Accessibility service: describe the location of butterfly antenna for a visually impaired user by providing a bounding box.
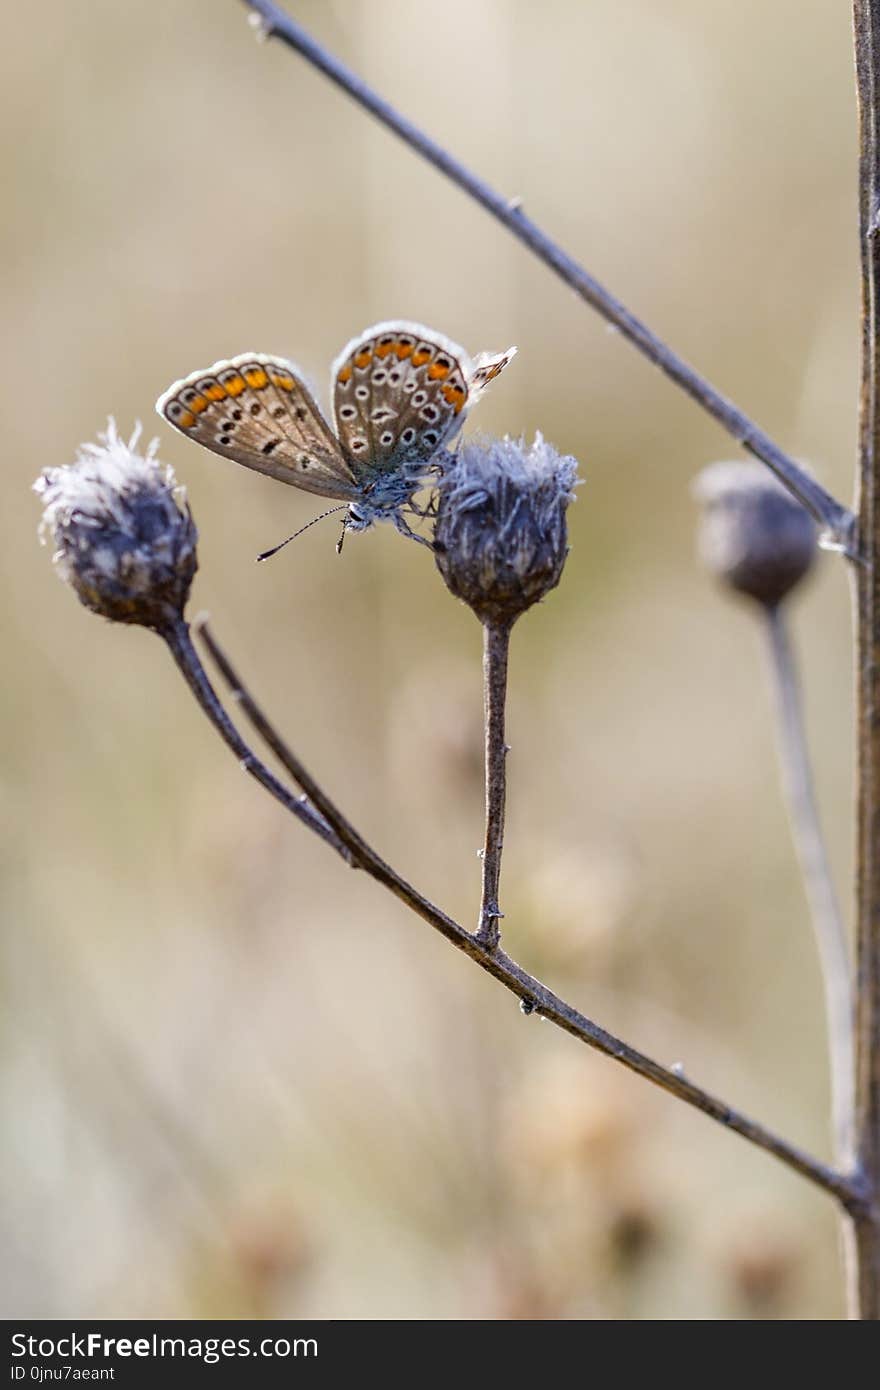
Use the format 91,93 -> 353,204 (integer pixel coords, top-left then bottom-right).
256,506 -> 348,563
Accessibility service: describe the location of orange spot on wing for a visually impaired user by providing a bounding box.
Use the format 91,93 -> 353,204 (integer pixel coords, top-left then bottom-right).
203,384 -> 226,401
428,362 -> 451,380
337,365 -> 353,384
354,349 -> 373,369
270,371 -> 295,390
178,410 -> 196,429
412,350 -> 431,367
375,341 -> 394,358
224,375 -> 246,397
244,367 -> 268,389
394,342 -> 413,360
443,384 -> 466,413
189,395 -> 209,414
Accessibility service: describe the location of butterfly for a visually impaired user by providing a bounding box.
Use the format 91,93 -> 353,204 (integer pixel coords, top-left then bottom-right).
155,321 -> 516,550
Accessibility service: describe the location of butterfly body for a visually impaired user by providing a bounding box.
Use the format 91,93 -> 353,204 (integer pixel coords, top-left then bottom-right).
156,322 -> 515,542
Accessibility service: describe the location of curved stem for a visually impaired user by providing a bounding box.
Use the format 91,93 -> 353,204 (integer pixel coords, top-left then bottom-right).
763,605 -> 854,1165
239,0 -> 855,552
196,617 -> 866,1216
478,621 -> 511,947
160,618 -> 349,860
194,617 -> 461,930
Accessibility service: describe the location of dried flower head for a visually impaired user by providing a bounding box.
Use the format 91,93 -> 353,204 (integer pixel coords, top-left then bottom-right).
35,420 -> 198,629
433,433 -> 580,626
692,461 -> 817,608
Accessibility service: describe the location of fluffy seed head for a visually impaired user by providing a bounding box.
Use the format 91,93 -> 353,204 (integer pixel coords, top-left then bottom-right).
433,433 -> 580,626
693,461 -> 817,608
35,420 -> 198,628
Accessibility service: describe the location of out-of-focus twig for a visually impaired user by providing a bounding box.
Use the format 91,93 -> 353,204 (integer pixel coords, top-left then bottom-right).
196,617 -> 866,1216
763,605 -> 854,1166
238,0 -> 855,554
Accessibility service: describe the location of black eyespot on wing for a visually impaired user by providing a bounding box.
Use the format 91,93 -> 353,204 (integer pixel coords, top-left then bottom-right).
261,439 -> 280,455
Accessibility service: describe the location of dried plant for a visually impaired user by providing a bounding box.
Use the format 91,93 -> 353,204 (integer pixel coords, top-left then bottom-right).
33,0 -> 880,1319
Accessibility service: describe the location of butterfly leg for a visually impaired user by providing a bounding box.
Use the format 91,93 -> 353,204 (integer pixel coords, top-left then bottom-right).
393,510 -> 435,550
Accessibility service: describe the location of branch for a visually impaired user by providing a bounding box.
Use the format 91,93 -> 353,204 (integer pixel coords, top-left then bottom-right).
239,0 -> 855,553
478,620 -> 511,947
763,605 -> 854,1165
196,617 -> 866,1217
852,0 -> 880,1321
160,618 -> 350,861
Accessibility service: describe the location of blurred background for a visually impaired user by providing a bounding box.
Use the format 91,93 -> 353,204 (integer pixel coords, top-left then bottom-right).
1,0 -> 860,1319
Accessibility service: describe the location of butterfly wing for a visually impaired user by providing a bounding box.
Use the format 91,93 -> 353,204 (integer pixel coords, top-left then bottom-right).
156,354 -> 360,501
332,321 -> 514,478
468,346 -> 518,402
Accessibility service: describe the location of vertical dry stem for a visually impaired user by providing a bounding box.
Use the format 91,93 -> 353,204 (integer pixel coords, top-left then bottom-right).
478,621 -> 512,947
853,0 -> 880,1322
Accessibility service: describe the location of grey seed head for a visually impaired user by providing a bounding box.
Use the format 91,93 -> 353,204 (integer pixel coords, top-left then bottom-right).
433,433 -> 581,626
693,461 -> 817,608
34,419 -> 198,629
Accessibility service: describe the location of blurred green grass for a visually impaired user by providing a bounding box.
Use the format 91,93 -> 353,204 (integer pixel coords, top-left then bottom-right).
0,0 -> 858,1318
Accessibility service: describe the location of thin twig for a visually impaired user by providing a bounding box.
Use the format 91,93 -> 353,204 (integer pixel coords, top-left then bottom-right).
196,617 -> 866,1216
160,618 -> 349,860
239,0 -> 855,553
763,605 -> 854,1164
852,0 -> 880,1321
478,620 -> 511,948
194,617 -> 468,933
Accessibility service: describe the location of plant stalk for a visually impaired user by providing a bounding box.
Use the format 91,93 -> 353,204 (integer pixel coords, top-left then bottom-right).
853,0 -> 880,1321
478,620 -> 511,947
763,604 -> 854,1164
239,0 -> 855,552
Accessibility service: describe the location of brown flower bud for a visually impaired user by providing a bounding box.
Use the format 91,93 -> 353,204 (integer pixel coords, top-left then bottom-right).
693,461 -> 817,608
35,420 -> 198,629
433,433 -> 580,626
